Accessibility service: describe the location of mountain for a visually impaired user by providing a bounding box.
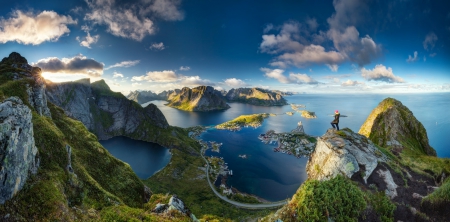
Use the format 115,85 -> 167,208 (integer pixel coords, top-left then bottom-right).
127,89 -> 180,104
166,86 -> 230,111
359,97 -> 436,156
226,87 -> 288,106
264,98 -> 449,222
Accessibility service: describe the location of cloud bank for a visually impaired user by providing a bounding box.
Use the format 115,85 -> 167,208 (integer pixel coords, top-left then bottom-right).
261,68 -> 318,84
0,10 -> 76,45
35,55 -> 104,77
105,60 -> 140,70
224,78 -> 249,87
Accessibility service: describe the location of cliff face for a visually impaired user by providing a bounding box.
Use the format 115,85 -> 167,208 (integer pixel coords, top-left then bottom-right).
225,87 -> 287,106
0,97 -> 39,204
359,98 -> 436,156
166,86 -> 230,111
46,79 -> 169,140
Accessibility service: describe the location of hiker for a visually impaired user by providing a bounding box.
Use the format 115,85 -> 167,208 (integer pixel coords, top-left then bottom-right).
331,110 -> 340,130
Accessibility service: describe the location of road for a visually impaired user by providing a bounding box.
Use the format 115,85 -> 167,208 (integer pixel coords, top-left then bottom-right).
200,149 -> 288,210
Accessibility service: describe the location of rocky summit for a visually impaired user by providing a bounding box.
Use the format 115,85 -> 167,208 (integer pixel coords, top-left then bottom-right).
127,89 -> 180,104
359,97 -> 436,156
306,128 -> 386,183
166,85 -> 230,111
226,87 -> 288,106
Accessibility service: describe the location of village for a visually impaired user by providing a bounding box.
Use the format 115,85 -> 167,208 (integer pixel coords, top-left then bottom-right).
258,121 -> 317,158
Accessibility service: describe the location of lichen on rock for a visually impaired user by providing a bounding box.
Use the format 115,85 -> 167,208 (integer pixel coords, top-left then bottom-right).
0,97 -> 39,204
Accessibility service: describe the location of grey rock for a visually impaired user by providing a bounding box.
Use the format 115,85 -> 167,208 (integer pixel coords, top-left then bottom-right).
0,97 -> 39,204
306,129 -> 385,183
26,67 -> 51,118
376,169 -> 398,199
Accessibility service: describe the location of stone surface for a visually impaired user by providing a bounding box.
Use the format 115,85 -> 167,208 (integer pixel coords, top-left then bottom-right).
166,86 -> 230,111
376,169 -> 398,199
46,79 -> 169,140
226,87 -> 288,106
359,98 -> 436,156
0,97 -> 39,204
127,89 -> 180,104
306,128 -> 385,183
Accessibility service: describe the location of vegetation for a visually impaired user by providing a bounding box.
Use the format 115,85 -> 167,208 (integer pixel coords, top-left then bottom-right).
422,177 -> 450,204
216,113 -> 269,130
287,175 -> 366,222
365,191 -> 396,222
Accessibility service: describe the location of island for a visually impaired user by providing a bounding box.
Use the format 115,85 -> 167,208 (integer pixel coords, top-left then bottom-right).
300,110 -> 317,118
225,87 -> 288,106
166,85 -> 230,111
215,113 -> 270,131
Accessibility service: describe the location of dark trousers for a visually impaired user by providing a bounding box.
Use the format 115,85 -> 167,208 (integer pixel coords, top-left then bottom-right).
331,123 -> 339,130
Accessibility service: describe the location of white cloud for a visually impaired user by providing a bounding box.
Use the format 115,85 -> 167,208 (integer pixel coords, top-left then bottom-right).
261,68 -> 318,84
131,82 -> 142,88
423,32 -> 438,50
76,26 -> 99,48
260,1 -> 381,70
132,70 -> 178,82
105,60 -> 140,70
85,0 -> 183,41
341,79 -> 364,86
361,64 -> 405,83
180,76 -> 215,86
179,66 -> 190,71
34,54 -> 104,77
224,78 -> 249,87
113,72 -> 124,78
406,51 -> 418,62
147,0 -> 184,21
429,53 -> 437,57
0,10 -> 76,45
150,42 -> 165,51
263,23 -> 274,33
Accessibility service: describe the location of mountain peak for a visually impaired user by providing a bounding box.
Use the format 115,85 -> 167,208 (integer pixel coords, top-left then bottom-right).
359,98 -> 436,156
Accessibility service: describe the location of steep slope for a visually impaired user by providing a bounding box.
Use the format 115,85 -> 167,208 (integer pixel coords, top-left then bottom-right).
46,79 -> 172,141
263,98 -> 450,222
359,97 -> 436,156
226,87 -> 288,106
166,86 -> 230,111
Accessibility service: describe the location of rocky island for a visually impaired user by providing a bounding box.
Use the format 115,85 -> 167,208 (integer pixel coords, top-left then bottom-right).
166,85 -> 230,111
225,87 -> 288,106
215,113 -> 270,131
300,110 -> 316,118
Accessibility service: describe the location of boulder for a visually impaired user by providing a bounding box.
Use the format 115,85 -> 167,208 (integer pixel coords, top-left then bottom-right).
306,128 -> 386,183
0,97 -> 39,204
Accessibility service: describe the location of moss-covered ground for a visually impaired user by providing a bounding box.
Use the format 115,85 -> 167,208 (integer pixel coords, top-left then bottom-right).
216,113 -> 269,130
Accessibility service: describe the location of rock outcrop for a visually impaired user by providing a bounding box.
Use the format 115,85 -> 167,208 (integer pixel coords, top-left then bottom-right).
1,52 -> 51,118
46,79 -> 169,140
152,195 -> 198,221
166,86 -> 230,111
225,87 -> 287,106
359,98 -> 436,156
306,128 -> 385,183
0,97 -> 39,204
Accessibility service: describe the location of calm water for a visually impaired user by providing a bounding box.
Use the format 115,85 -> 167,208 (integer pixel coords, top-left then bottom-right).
143,94 -> 449,200
99,136 -> 171,179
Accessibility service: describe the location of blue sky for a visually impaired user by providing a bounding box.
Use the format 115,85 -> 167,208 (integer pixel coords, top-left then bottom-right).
0,0 -> 449,94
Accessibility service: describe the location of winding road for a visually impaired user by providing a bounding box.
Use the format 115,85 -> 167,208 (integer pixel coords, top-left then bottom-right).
200,149 -> 288,209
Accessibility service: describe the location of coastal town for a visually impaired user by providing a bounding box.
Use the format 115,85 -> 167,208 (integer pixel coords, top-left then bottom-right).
258,121 -> 317,158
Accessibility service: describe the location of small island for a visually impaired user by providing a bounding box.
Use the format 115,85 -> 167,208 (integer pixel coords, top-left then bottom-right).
286,111 -> 295,116
215,113 -> 270,131
300,110 -> 317,118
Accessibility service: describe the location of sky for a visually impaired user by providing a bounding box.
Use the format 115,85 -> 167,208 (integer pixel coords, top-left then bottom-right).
0,0 -> 449,94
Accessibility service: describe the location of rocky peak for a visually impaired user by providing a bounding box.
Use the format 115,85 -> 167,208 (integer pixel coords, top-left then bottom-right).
359,98 -> 436,156
306,128 -> 386,183
166,85 -> 230,111
1,52 -> 28,64
225,87 -> 287,106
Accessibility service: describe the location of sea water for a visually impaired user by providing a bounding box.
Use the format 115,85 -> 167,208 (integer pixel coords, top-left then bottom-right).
99,136 -> 172,179
143,93 -> 449,201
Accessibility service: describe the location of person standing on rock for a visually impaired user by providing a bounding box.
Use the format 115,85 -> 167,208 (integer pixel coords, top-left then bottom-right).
331,110 -> 340,130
